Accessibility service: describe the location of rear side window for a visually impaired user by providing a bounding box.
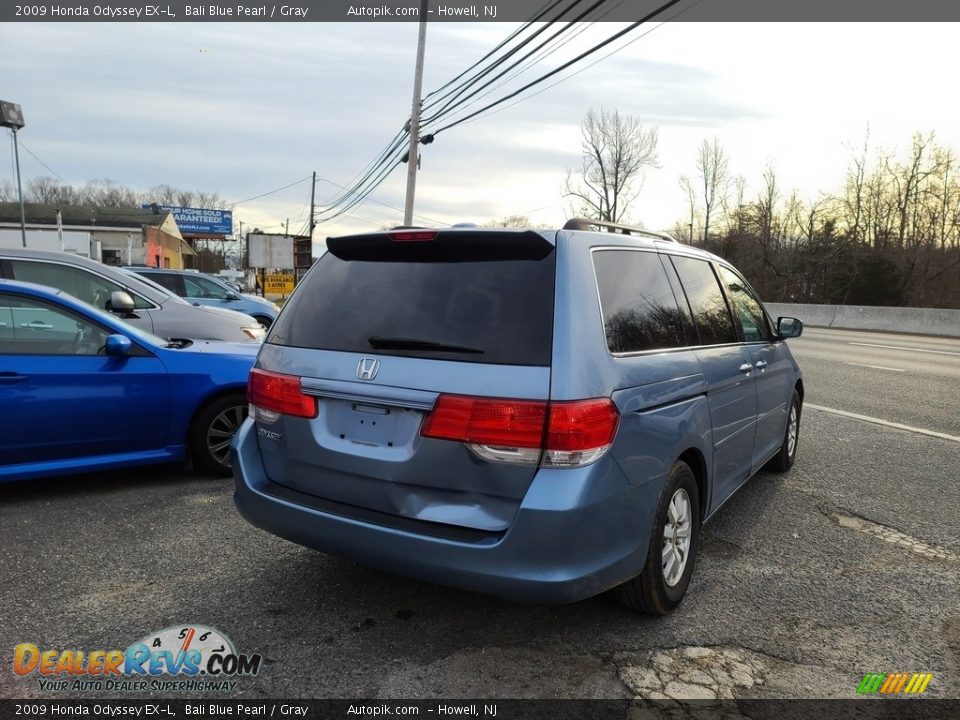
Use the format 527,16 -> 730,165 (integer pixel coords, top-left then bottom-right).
268,245 -> 556,366
10,260 -> 153,310
142,272 -> 182,295
593,250 -> 688,354
669,256 -> 738,346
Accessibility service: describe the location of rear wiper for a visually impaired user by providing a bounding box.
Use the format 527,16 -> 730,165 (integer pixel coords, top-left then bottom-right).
368,336 -> 484,354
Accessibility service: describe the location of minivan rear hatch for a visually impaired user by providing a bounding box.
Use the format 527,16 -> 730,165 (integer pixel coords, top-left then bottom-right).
253,228 -> 556,536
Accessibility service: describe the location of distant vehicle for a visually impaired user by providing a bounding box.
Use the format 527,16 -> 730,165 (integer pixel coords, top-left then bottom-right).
233,219 -> 804,613
0,249 -> 265,342
127,267 -> 279,329
0,279 -> 258,481
209,275 -> 245,293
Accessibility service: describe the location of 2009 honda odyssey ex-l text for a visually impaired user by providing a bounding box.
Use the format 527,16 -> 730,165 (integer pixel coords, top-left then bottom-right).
232,219 -> 804,614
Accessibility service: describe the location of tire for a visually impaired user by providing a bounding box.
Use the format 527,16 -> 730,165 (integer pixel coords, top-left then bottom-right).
189,392 -> 248,476
253,315 -> 273,330
765,390 -> 801,472
613,460 -> 700,615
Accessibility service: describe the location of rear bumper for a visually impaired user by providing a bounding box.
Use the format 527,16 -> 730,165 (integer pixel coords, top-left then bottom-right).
232,419 -> 659,604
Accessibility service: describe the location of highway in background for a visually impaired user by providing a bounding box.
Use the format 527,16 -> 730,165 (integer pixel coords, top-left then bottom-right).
1,327 -> 958,700
787,327 -> 960,437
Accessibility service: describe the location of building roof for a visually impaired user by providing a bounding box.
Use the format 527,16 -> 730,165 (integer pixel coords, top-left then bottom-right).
0,203 -> 170,230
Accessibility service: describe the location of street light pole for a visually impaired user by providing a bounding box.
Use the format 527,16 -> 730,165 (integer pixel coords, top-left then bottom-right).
12,127 -> 26,247
403,0 -> 429,227
1,101 -> 28,247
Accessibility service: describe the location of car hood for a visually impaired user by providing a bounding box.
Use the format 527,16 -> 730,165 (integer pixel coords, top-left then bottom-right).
242,293 -> 277,307
192,303 -> 260,325
172,339 -> 261,357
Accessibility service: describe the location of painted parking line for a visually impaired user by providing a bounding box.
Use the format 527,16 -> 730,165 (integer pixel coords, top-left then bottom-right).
843,362 -> 906,373
849,342 -> 960,357
805,403 -> 960,443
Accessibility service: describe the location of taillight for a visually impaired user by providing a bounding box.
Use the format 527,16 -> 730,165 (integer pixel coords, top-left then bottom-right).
247,368 -> 317,423
387,230 -> 438,242
420,394 -> 619,468
543,399 -> 620,468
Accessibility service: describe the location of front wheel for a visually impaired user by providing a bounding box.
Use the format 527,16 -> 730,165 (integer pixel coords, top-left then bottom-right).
612,460 -> 700,615
765,390 -> 801,472
189,393 -> 248,476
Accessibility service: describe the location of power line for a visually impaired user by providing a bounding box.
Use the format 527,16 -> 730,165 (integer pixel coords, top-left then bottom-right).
314,169 -> 449,227
430,0 -> 689,136
17,141 -> 69,184
437,4 -> 700,134
226,175 -> 312,207
421,0 -> 597,123
421,0 -> 561,103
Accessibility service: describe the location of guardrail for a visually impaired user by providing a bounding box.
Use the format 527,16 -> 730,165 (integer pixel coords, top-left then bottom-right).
763,303 -> 960,338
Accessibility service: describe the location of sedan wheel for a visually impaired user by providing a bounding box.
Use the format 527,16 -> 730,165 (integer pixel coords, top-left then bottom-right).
190,393 -> 249,476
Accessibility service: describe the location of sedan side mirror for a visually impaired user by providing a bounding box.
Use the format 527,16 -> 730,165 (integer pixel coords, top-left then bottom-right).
107,290 -> 135,315
104,334 -> 132,356
777,316 -> 803,339
225,292 -> 242,301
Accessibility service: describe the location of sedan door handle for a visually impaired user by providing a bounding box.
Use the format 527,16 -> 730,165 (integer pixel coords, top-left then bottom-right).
20,321 -> 53,329
0,372 -> 28,384
739,363 -> 753,374
754,360 -> 768,370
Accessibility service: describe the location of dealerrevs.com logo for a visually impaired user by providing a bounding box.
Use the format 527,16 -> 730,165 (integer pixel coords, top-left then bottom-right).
13,625 -> 262,692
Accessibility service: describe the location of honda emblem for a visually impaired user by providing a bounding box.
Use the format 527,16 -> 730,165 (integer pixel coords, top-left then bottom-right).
356,358 -> 380,381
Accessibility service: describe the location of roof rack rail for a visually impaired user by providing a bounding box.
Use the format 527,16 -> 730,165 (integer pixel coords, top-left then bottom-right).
562,217 -> 679,243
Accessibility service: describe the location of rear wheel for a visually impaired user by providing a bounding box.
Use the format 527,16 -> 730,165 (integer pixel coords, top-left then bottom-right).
765,390 -> 801,472
613,460 -> 700,614
190,393 -> 248,476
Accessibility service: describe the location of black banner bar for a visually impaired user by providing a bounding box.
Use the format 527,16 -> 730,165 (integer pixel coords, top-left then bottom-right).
1,700 -> 958,720
3,0 -> 960,23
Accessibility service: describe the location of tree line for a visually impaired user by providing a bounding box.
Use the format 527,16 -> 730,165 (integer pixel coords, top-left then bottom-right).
0,177 -> 225,213
566,110 -> 960,309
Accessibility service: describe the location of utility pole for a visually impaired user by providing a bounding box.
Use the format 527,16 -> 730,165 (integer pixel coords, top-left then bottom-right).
12,127 -> 26,247
308,170 -> 316,240
403,0 -> 429,227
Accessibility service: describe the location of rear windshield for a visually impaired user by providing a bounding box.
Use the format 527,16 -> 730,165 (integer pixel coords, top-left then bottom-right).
267,245 -> 556,366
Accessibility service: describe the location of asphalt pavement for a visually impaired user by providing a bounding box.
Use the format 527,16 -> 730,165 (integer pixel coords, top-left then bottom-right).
1,327 -> 958,700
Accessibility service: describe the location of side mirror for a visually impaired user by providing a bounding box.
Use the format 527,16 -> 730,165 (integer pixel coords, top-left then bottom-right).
107,290 -> 135,314
777,316 -> 803,339
105,334 -> 132,356
225,292 -> 241,301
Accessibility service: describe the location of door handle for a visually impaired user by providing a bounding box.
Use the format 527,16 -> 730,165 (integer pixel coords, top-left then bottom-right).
20,321 -> 52,329
0,372 -> 28,384
754,360 -> 768,370
739,363 -> 753,374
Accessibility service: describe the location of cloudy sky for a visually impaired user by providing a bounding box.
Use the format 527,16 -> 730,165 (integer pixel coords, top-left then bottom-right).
2,21 -> 958,253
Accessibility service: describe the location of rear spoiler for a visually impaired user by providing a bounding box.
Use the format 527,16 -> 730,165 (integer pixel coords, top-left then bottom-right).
326,229 -> 554,262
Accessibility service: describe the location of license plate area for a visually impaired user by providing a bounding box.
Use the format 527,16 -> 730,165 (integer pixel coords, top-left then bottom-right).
316,398 -> 424,458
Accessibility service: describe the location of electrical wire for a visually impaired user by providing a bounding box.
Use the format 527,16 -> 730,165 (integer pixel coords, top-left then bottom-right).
421,0 -> 598,122
421,0 -> 562,103
226,175 -> 312,208
17,141 -> 69,184
315,175 -> 448,226
430,0 -> 687,135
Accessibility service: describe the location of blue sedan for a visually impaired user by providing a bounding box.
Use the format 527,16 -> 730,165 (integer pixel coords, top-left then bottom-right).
0,279 -> 258,482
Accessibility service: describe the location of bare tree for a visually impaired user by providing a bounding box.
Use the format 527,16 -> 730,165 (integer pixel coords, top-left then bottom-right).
564,108 -> 659,225
696,137 -> 729,243
678,175 -> 697,242
482,215 -> 552,228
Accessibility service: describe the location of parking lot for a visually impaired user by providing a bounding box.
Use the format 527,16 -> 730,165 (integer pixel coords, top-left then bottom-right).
1,326 -> 957,700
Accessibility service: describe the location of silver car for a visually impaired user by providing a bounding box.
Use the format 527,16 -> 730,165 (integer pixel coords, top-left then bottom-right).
0,249 -> 265,342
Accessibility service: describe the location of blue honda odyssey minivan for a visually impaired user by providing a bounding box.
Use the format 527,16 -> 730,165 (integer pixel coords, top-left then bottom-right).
233,219 -> 804,614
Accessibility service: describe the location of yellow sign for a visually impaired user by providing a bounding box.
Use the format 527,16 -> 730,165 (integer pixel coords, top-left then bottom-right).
264,272 -> 294,296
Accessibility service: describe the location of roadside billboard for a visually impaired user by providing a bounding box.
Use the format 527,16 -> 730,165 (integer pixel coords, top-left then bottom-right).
248,233 -> 294,268
142,204 -> 233,235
